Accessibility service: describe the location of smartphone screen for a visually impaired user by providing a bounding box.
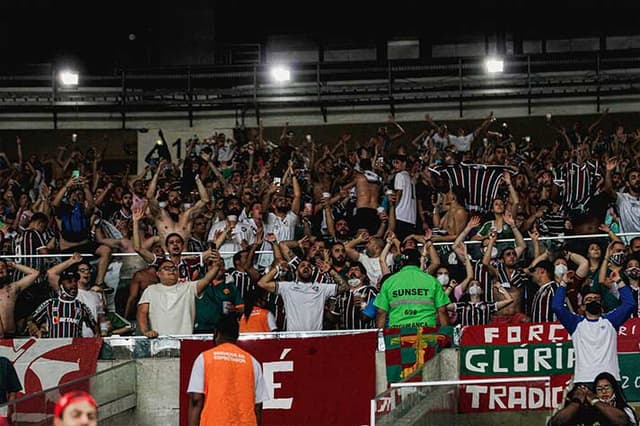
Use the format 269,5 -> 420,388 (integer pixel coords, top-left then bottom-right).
72,170 -> 80,178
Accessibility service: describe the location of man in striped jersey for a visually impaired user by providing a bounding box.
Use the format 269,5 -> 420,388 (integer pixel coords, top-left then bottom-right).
529,260 -> 558,323
13,213 -> 55,325
446,280 -> 513,326
28,271 -> 98,338
335,263 -> 378,330
481,226 -> 529,324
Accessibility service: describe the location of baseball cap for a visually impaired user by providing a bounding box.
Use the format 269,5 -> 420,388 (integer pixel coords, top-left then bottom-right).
59,270 -> 80,283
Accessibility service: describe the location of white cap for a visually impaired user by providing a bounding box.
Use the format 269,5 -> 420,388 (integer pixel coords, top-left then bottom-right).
227,215 -> 238,222
322,192 -> 331,199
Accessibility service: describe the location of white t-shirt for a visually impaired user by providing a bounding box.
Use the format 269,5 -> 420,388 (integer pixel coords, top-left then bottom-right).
217,142 -> 235,163
277,281 -> 337,331
358,252 -> 392,287
138,281 -> 200,335
77,289 -> 102,337
265,211 -> 299,242
449,133 -> 474,152
394,170 -> 416,225
431,133 -> 449,151
207,219 -> 255,268
616,192 -> 640,234
187,348 -> 269,404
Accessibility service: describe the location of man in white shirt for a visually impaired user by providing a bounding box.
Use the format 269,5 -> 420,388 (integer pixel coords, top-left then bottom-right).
136,250 -> 221,337
552,273 -> 635,384
207,196 -> 254,268
604,158 -> 640,235
257,259 -> 349,331
392,155 -> 417,240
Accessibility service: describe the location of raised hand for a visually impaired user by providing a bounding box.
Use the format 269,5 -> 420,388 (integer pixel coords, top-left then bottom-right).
605,156 -> 618,172
452,242 -> 468,257
466,215 -> 481,230
132,205 -> 145,222
527,227 -> 540,240
70,252 -> 83,263
316,259 -> 331,273
504,210 -> 515,227
502,171 -> 512,185
598,223 -> 611,234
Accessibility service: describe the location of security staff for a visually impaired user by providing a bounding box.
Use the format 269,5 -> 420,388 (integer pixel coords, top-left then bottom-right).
374,249 -> 450,328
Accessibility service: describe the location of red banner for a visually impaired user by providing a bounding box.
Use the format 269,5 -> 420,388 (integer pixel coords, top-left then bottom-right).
0,338 -> 102,418
179,332 -> 377,426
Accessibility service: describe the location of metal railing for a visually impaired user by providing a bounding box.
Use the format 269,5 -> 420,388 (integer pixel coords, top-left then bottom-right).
0,360 -> 136,425
2,50 -> 640,126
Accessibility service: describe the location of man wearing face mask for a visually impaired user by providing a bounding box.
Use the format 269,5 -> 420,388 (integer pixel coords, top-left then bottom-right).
335,263 -> 378,329
445,280 -> 513,326
552,270 -> 636,386
453,216 -> 501,305
621,257 -> 640,318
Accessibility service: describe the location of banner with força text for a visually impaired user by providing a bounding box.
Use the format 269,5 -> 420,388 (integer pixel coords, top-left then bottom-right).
179,332 -> 377,426
458,319 -> 640,413
0,338 -> 102,421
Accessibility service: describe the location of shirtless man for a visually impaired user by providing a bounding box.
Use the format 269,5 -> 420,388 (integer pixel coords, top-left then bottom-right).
343,158 -> 382,235
0,260 -> 40,337
145,159 -> 210,251
481,224 -> 529,323
132,206 -> 201,283
432,185 -> 469,243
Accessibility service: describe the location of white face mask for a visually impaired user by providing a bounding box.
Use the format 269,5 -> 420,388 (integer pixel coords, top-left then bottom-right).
348,278 -> 362,288
468,286 -> 482,296
437,274 -> 450,286
555,264 -> 568,278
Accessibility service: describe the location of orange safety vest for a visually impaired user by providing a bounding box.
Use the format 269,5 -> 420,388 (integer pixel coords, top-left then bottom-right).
239,307 -> 272,333
200,343 -> 257,426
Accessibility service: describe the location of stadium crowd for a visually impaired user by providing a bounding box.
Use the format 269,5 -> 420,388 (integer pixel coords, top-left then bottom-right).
0,108 -> 639,338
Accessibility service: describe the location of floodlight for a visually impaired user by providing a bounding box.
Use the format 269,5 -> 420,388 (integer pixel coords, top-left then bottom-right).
270,66 -> 291,83
59,70 -> 79,86
485,58 -> 504,74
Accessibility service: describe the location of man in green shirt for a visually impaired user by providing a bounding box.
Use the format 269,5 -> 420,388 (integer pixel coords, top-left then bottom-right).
194,256 -> 243,334
375,249 -> 450,328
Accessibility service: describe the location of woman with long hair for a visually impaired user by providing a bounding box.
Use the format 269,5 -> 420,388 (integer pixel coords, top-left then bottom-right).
550,371 -> 638,425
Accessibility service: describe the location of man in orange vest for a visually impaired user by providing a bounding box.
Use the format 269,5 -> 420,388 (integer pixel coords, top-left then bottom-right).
187,315 -> 269,426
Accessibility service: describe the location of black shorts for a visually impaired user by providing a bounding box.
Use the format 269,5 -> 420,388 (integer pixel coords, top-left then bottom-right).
353,208 -> 380,235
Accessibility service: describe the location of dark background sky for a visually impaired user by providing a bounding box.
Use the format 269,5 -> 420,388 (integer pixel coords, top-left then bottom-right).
2,0 -> 640,72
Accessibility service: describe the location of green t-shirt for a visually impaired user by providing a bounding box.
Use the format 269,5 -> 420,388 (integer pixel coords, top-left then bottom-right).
0,357 -> 21,404
374,265 -> 450,327
194,279 -> 243,333
477,220 -> 515,240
